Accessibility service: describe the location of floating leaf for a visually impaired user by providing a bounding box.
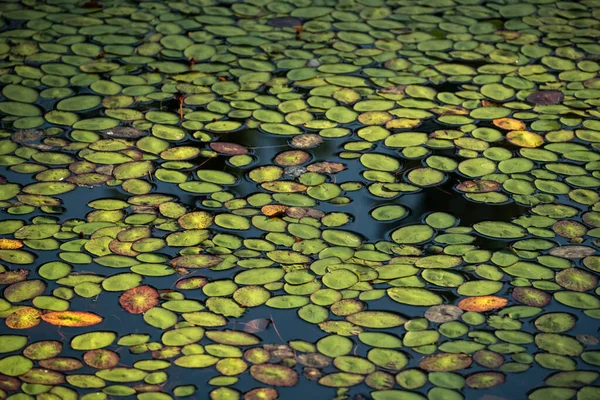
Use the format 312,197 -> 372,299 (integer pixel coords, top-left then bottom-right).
6,307 -> 42,329
41,311 -> 103,327
388,288 -> 443,306
82,349 -> 120,370
458,296 -> 508,312
506,131 -> 544,148
555,268 -> 598,292
419,353 -> 472,372
512,287 -> 551,307
526,91 -> 564,105
455,180 -> 500,193
425,305 -> 464,323
119,285 -> 160,314
466,372 -> 506,389
0,239 -> 23,250
250,364 -> 299,387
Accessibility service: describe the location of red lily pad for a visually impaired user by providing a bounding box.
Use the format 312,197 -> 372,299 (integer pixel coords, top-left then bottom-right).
210,142 -> 248,155
119,285 -> 160,314
550,246 -> 596,259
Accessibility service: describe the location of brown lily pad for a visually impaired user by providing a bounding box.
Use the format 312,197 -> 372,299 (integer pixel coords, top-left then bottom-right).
424,305 -> 463,323
290,134 -> 322,149
466,372 -> 506,389
261,205 -> 288,217
0,269 -> 29,284
286,207 -> 325,219
210,142 -> 248,155
379,85 -> 406,95
13,129 -> 44,143
0,374 -> 21,391
297,353 -> 332,368
526,91 -> 564,105
512,287 -> 551,307
134,384 -> 163,393
550,246 -> 596,259
101,127 -> 144,138
38,357 -> 83,371
576,334 -> 599,346
307,162 -> 346,174
267,17 -> 302,27
556,268 -> 598,292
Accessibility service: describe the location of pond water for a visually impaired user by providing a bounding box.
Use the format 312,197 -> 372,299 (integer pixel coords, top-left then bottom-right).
0,1 -> 599,400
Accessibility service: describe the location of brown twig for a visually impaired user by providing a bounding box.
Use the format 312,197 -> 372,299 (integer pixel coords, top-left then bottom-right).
269,313 -> 285,344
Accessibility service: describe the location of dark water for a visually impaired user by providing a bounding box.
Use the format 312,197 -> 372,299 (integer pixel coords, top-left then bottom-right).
1,1 -> 600,399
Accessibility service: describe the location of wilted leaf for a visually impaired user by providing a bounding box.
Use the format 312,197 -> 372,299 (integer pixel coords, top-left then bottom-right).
242,318 -> 271,333
261,205 -> 288,217
307,162 -> 346,174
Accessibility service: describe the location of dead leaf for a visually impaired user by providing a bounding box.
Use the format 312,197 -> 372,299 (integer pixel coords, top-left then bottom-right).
243,318 -> 271,333
307,162 -> 345,174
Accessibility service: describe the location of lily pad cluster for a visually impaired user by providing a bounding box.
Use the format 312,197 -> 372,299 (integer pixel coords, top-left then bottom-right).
0,0 -> 599,399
